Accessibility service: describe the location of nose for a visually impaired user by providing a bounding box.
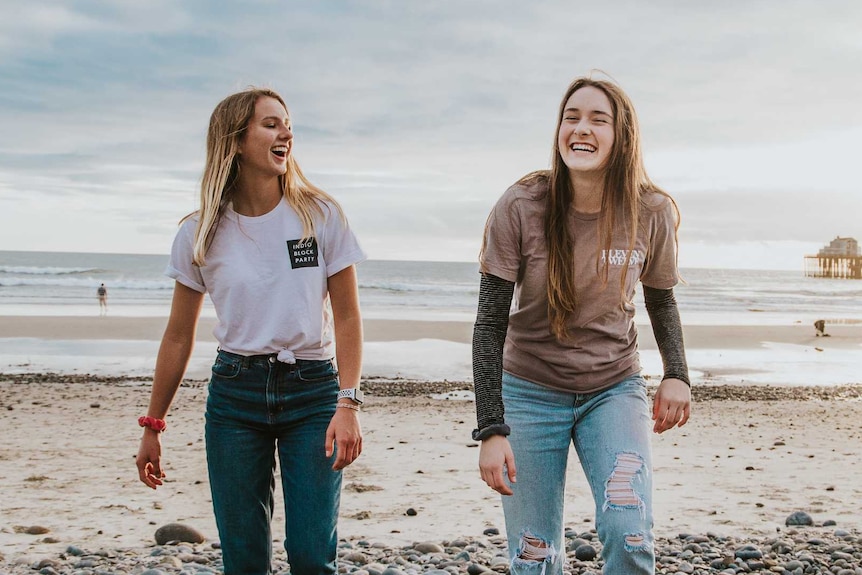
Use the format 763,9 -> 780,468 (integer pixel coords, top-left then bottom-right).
575,120 -> 591,136
279,124 -> 293,141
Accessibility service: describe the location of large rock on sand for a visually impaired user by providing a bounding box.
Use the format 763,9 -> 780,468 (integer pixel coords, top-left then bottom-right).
154,523 -> 205,545
785,511 -> 814,526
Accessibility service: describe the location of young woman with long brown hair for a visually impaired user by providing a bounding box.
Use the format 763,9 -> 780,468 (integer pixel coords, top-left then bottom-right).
135,88 -> 366,575
472,76 -> 691,574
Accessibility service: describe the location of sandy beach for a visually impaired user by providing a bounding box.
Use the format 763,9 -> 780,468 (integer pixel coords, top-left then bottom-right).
3,315 -> 861,350
1,316 -> 861,566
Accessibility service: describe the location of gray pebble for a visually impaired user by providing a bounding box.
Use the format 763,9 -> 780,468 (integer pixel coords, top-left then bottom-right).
786,511 -> 814,526
566,537 -> 589,552
154,523 -> 206,545
414,542 -> 445,554
734,548 -> 763,560
342,551 -> 369,564
574,544 -> 597,561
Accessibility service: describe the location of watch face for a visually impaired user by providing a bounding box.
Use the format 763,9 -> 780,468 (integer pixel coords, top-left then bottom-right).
339,388 -> 364,404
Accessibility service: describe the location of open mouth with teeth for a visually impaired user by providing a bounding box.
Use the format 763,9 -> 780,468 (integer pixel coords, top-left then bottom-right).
271,146 -> 289,158
571,143 -> 597,153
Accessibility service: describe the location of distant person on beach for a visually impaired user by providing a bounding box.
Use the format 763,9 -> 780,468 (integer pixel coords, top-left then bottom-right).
97,283 -> 108,315
472,75 -> 691,574
135,88 -> 366,575
814,319 -> 829,336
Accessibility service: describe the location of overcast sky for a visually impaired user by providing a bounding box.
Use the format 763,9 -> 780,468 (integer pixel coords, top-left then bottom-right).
1,1 -> 860,269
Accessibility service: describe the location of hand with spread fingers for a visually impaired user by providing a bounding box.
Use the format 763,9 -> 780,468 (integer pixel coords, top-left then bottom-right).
652,378 -> 691,433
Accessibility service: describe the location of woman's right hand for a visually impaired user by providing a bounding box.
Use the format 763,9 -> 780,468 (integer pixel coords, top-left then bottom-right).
136,430 -> 166,489
478,435 -> 517,495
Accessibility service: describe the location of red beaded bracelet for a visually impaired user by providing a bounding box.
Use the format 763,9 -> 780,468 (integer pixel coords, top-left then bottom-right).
138,416 -> 167,432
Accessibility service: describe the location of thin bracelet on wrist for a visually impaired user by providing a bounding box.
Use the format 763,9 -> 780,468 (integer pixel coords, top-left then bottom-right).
336,403 -> 360,412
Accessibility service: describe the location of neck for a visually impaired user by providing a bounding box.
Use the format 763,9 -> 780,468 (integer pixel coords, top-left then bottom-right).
569,171 -> 605,213
232,175 -> 283,217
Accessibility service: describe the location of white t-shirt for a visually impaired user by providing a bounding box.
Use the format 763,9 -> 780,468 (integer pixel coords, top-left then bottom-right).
166,198 -> 366,359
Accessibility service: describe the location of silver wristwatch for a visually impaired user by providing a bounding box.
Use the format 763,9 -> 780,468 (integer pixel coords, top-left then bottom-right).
337,388 -> 364,405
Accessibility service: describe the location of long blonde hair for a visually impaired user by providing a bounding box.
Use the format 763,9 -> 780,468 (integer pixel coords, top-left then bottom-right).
189,87 -> 342,266
541,77 -> 680,340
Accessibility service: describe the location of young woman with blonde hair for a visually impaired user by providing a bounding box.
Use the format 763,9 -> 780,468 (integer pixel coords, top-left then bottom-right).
473,76 -> 691,574
136,88 -> 366,575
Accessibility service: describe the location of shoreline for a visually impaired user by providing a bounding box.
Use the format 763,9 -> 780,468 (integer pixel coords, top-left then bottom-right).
1,315 -> 860,350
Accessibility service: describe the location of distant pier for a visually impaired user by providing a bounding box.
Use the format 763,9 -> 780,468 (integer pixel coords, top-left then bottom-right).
805,236 -> 862,279
804,255 -> 862,279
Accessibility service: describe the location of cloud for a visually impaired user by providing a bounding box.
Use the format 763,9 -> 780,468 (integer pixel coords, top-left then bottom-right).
0,0 -> 860,260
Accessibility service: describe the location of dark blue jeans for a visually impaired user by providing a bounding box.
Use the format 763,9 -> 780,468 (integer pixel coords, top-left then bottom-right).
205,350 -> 340,575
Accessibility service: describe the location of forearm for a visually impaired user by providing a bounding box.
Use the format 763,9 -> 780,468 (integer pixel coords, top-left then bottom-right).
328,265 -> 363,390
472,273 -> 514,438
145,282 -> 204,418
146,334 -> 195,418
334,313 -> 362,389
643,285 -> 690,386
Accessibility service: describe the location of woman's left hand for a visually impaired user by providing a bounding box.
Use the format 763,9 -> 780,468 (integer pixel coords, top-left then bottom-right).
325,406 -> 363,470
652,378 -> 691,434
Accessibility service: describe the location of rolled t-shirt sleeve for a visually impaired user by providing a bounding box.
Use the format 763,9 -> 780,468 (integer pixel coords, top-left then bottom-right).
641,196 -> 679,290
480,189 -> 522,283
165,219 -> 206,293
320,203 -> 367,277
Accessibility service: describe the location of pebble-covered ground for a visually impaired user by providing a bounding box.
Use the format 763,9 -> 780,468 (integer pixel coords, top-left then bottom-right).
2,524 -> 861,574
3,375 -> 861,574
5,372 -> 862,401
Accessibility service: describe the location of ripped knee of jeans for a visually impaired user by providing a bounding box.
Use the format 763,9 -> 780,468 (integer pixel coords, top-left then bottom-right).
603,451 -> 647,518
624,531 -> 652,553
513,531 -> 557,572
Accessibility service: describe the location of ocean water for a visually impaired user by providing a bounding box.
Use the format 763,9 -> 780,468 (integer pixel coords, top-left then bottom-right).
1,250 -> 861,326
1,251 -> 860,384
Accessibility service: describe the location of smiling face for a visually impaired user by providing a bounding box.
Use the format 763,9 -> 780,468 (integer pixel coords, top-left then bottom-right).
237,96 -> 293,179
557,86 -> 615,178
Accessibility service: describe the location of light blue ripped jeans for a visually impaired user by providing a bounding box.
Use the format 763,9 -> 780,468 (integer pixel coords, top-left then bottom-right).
501,371 -> 655,575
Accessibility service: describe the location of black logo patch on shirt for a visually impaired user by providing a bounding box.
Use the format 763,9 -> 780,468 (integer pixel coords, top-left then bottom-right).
287,238 -> 319,269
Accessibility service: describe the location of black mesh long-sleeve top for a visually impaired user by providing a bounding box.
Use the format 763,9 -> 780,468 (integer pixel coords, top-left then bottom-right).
471,273 -> 689,440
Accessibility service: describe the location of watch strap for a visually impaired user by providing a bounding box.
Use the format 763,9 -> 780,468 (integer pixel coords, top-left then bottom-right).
337,388 -> 364,404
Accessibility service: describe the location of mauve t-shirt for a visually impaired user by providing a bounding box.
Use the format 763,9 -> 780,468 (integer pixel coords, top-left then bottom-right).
480,177 -> 679,394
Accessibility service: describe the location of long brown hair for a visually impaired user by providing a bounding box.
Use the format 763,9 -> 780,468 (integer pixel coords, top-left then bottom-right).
189,87 -> 342,266
541,77 -> 680,340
